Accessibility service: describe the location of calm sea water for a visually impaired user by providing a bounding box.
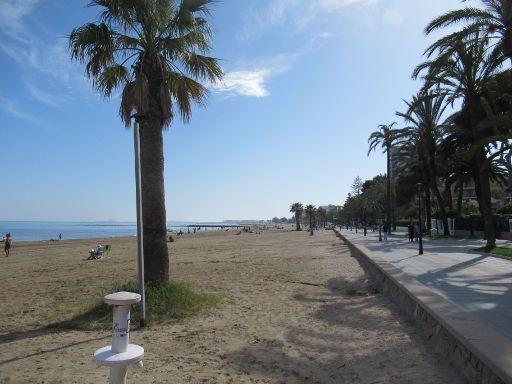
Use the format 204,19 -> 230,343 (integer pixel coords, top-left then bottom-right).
0,221 -> 226,242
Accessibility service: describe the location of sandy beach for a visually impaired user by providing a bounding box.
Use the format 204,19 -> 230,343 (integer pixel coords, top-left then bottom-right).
0,228 -> 460,383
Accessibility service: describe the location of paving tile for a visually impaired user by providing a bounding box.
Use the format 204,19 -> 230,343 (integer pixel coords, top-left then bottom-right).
339,229 -> 512,340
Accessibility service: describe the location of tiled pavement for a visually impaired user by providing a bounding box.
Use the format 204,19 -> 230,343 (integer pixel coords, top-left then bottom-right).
338,228 -> 512,340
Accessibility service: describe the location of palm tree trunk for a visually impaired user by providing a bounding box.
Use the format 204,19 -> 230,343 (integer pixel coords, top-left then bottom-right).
386,148 -> 392,234
139,119 -> 170,284
469,101 -> 496,249
421,167 -> 432,232
456,183 -> 463,215
474,151 -> 496,248
295,212 -> 301,231
430,157 -> 449,235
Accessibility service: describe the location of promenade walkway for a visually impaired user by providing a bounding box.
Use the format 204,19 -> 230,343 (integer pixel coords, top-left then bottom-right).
338,228 -> 512,340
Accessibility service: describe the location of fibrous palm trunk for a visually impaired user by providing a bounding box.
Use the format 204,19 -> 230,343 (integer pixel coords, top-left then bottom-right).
469,99 -> 496,248
139,55 -> 170,284
429,155 -> 449,235
386,148 -> 392,234
140,120 -> 170,284
473,151 -> 496,248
456,183 -> 463,215
295,212 -> 301,231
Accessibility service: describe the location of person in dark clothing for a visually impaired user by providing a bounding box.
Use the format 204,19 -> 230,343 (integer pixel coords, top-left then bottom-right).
408,223 -> 415,242
4,233 -> 12,257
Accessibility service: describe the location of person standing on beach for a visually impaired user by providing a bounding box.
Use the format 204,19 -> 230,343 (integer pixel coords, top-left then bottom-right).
4,233 -> 12,257
59,233 -> 62,241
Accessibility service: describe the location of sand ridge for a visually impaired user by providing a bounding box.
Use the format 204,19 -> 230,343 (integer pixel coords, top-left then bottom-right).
0,228 -> 461,383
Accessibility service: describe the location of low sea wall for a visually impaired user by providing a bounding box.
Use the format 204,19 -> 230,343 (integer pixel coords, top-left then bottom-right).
334,229 -> 512,384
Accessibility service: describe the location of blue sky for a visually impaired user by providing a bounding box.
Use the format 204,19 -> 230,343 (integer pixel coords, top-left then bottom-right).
0,0 -> 465,222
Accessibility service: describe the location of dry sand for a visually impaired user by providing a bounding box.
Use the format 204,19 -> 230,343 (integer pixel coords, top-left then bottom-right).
0,228 -> 461,383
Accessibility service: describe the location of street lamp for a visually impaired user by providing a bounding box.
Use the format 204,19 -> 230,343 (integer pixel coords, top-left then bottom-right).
416,182 -> 424,255
133,117 -> 146,327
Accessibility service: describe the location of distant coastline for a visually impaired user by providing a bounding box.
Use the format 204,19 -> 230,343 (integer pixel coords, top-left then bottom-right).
0,220 -> 266,242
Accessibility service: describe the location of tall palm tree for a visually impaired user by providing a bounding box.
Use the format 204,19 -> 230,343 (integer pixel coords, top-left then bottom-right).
69,0 -> 223,284
305,204 -> 316,229
425,0 -> 512,65
290,203 -> 304,231
414,35 -> 505,247
368,123 -> 399,234
397,90 -> 450,235
317,207 -> 327,227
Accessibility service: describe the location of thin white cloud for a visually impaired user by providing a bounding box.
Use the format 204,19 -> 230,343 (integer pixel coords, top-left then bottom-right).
0,2 -> 91,106
239,0 -> 378,39
0,0 -> 39,39
26,81 -> 69,107
212,66 -> 290,98
0,93 -> 41,125
316,0 -> 378,11
383,9 -> 404,27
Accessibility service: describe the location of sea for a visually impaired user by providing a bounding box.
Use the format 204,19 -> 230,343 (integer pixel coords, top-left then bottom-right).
0,221 -> 238,242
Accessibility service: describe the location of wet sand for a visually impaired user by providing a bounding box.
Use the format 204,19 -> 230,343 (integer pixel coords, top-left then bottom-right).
0,228 -> 460,383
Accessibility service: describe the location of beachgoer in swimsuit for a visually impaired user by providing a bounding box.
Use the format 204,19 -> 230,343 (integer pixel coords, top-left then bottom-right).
4,234 -> 12,257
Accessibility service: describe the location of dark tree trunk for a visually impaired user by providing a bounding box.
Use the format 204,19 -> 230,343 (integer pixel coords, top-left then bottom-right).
139,120 -> 170,284
456,183 -> 463,215
430,172 -> 449,235
444,183 -> 454,212
295,212 -> 301,231
428,148 -> 449,235
391,188 -> 397,231
386,148 -> 392,234
421,166 -> 432,232
469,100 -> 496,248
138,54 -> 170,284
474,151 -> 496,248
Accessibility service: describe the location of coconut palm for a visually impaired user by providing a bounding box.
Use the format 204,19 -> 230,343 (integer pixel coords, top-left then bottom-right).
290,203 -> 304,231
414,35 -> 505,247
425,0 -> 512,65
305,204 -> 316,229
69,0 -> 223,284
368,123 -> 399,234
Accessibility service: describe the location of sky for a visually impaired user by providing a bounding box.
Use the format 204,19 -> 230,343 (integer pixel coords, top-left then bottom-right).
0,0 -> 467,222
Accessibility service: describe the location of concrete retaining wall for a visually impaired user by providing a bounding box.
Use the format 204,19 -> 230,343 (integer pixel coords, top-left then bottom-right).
334,229 -> 512,384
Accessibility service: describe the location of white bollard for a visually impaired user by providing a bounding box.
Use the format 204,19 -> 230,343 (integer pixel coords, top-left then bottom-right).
93,292 -> 144,384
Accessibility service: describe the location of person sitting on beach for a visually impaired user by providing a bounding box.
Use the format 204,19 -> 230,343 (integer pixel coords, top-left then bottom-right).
178,230 -> 184,236
87,245 -> 104,260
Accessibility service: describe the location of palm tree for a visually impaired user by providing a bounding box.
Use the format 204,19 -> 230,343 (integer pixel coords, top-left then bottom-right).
425,0 -> 512,65
397,90 -> 450,235
368,123 -> 399,234
305,204 -> 316,229
290,203 -> 304,231
317,207 -> 327,227
69,0 -> 223,284
414,35 -> 505,247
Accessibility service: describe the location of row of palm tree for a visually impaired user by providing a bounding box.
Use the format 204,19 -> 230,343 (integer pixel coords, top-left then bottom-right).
367,0 -> 512,248
289,203 -> 326,230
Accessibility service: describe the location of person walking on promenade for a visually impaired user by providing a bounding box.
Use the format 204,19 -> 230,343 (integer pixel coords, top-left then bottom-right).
414,224 -> 420,242
4,233 -> 12,257
383,223 -> 388,241
408,223 -> 414,242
